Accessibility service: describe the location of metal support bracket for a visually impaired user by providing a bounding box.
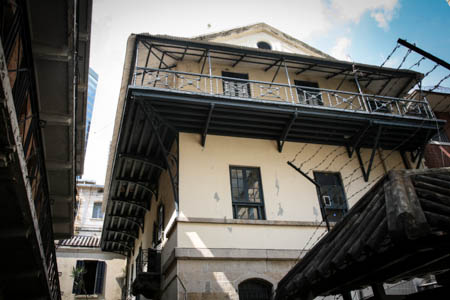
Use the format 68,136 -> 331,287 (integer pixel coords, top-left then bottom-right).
400,150 -> 412,169
115,177 -> 158,197
118,153 -> 166,170
346,121 -> 372,158
111,198 -> 149,211
354,126 -> 383,182
202,103 -> 214,147
278,112 -> 297,153
109,215 -> 144,229
140,102 -> 179,210
105,229 -> 139,240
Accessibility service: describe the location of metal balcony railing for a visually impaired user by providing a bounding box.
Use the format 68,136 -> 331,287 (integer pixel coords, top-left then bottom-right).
136,248 -> 160,274
0,2 -> 61,298
133,67 -> 435,120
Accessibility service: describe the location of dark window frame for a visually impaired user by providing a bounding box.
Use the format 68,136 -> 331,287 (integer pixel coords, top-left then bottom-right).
238,278 -> 273,300
229,166 -> 266,220
92,202 -> 103,219
222,71 -> 251,98
152,221 -> 158,247
313,171 -> 348,223
294,80 -> 323,106
156,204 -> 165,244
72,260 -> 106,295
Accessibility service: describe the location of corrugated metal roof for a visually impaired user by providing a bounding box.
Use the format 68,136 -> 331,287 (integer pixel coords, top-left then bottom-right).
58,235 -> 100,248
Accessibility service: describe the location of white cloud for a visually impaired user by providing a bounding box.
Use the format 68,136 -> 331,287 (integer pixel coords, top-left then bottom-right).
328,0 -> 399,30
330,37 -> 352,61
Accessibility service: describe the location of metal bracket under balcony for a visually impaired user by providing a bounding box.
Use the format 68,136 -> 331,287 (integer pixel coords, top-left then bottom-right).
129,85 -> 440,153
119,153 -> 166,170
115,177 -> 158,197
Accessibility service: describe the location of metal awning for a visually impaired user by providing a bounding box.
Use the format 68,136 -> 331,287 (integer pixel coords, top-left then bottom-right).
135,33 -> 423,99
275,168 -> 450,300
27,0 -> 92,238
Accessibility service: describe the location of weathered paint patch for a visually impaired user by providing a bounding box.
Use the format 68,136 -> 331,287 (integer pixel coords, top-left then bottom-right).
277,203 -> 284,216
275,176 -> 280,196
214,192 -> 220,202
227,227 -> 232,233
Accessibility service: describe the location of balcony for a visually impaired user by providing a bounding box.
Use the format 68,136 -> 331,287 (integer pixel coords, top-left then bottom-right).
131,249 -> 161,299
134,67 -> 434,120
128,66 -> 442,153
123,34 -> 444,153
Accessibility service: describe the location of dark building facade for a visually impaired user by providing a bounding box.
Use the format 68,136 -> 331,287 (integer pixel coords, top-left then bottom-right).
0,0 -> 92,299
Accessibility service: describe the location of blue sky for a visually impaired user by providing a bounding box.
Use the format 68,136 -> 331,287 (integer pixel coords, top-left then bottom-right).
83,0 -> 450,183
310,0 -> 450,87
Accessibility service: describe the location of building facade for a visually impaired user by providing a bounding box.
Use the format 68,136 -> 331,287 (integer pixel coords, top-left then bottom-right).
57,182 -> 126,300
0,1 -> 92,299
100,24 -> 443,300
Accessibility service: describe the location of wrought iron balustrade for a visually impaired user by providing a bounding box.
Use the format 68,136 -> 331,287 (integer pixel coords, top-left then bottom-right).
0,3 -> 61,298
133,67 -> 434,119
136,248 -> 160,274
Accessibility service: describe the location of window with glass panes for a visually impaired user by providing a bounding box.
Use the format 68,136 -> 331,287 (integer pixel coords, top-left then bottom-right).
229,167 -> 265,220
92,202 -> 103,219
313,171 -> 348,222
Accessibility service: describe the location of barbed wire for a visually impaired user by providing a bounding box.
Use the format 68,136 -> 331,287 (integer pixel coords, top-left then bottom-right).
380,44 -> 400,68
289,143 -> 308,164
299,144 -> 325,169
296,220 -> 324,262
423,63 -> 439,79
408,56 -> 426,70
429,73 -> 450,92
397,48 -> 413,70
305,146 -> 342,174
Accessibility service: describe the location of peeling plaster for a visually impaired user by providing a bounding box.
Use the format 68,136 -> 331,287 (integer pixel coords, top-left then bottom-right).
277,203 -> 284,216
275,176 -> 280,196
313,206 -> 319,220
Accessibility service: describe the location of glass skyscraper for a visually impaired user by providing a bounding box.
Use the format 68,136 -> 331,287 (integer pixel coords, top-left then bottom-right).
86,68 -> 98,151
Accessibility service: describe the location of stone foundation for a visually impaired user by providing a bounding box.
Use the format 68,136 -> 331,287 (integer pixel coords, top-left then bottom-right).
164,257 -> 298,300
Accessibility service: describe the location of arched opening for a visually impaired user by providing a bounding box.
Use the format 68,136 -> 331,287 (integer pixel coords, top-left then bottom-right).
238,278 -> 272,300
257,41 -> 272,50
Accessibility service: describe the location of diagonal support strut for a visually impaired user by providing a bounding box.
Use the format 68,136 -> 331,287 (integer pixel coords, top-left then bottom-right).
202,103 -> 215,147
278,112 -> 297,153
354,125 -> 383,182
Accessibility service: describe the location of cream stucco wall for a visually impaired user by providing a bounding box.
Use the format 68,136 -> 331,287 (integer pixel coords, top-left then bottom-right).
57,248 -> 126,300
176,132 -> 405,249
179,133 -> 401,219
211,31 -> 313,55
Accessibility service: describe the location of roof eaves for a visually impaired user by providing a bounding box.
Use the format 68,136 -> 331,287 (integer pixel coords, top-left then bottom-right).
136,33 -> 423,79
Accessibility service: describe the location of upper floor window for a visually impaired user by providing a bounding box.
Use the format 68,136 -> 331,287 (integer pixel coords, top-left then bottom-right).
257,41 -> 272,50
72,260 -> 105,295
92,202 -> 103,219
222,71 -> 251,98
238,278 -> 272,300
156,204 -> 164,244
294,80 -> 323,106
313,171 -> 348,223
230,167 -> 265,220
